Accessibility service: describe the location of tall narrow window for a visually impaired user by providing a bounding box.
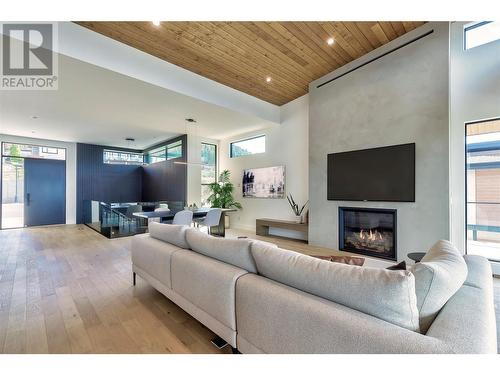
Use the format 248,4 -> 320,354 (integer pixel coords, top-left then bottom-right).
466,118 -> 500,261
201,143 -> 217,207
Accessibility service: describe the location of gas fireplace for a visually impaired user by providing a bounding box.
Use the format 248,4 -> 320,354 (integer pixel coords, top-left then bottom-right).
339,207 -> 396,261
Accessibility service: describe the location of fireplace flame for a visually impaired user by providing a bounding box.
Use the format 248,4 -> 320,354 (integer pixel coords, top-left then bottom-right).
359,229 -> 384,242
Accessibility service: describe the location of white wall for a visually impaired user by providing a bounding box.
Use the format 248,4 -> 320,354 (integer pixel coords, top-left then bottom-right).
449,22 -> 500,272
219,95 -> 309,233
0,134 -> 77,225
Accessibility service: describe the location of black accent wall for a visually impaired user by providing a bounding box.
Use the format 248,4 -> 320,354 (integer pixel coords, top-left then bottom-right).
142,135 -> 187,203
76,136 -> 188,224
76,143 -> 143,224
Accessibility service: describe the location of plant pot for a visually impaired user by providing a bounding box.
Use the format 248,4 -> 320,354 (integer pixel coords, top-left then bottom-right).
294,215 -> 302,224
224,215 -> 230,229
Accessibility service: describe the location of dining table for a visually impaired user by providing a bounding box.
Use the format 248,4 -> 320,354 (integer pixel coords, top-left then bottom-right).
133,207 -> 236,237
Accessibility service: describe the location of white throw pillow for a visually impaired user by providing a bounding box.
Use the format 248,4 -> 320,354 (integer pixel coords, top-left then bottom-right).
251,242 -> 420,332
410,240 -> 468,333
148,222 -> 190,249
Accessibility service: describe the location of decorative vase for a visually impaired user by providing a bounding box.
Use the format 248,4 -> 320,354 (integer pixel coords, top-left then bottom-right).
294,215 -> 302,223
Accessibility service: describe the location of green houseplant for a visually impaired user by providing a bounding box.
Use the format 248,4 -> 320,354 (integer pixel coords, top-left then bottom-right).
206,170 -> 242,229
207,170 -> 242,209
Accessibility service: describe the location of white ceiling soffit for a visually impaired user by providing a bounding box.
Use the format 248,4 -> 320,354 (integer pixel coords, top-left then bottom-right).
57,22 -> 280,124
0,50 -> 275,149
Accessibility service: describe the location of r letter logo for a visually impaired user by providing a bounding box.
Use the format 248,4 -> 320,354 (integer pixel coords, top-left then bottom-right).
1,22 -> 58,90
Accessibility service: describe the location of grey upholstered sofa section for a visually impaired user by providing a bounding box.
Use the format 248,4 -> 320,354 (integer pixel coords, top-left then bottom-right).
235,255 -> 497,353
131,225 -> 497,354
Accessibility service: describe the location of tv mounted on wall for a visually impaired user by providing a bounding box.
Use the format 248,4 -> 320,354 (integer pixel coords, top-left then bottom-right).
242,166 -> 285,199
327,143 -> 415,202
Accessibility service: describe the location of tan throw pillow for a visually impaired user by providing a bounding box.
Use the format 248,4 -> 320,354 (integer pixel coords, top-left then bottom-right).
313,255 -> 365,266
410,240 -> 467,333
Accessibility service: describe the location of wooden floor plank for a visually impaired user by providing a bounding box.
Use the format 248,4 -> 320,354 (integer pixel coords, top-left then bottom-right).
0,224 -> 498,354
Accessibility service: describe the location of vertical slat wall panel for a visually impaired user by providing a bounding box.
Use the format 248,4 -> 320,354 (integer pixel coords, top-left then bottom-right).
76,143 -> 143,223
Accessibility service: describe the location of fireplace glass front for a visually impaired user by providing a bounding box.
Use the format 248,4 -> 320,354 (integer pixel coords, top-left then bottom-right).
339,207 -> 396,261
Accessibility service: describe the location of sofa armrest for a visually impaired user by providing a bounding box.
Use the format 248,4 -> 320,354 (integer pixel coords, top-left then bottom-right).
425,258 -> 497,354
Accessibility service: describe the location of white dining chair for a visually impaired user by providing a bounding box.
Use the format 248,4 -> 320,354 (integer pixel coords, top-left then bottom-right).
172,210 -> 193,226
149,207 -> 171,224
194,208 -> 222,235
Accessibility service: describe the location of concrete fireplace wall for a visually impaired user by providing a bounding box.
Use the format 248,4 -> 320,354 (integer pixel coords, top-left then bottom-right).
308,22 -> 450,264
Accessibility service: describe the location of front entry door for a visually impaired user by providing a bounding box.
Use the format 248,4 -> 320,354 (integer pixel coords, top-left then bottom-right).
24,158 -> 66,227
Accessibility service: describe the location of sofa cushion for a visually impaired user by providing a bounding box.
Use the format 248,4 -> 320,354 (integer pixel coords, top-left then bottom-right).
463,255 -> 492,289
251,242 -> 420,332
131,233 -> 185,288
171,250 -> 248,330
185,228 -> 257,273
148,222 -> 190,249
410,240 -> 468,333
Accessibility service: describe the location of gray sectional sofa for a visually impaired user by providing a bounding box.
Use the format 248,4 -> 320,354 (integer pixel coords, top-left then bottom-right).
131,222 -> 497,354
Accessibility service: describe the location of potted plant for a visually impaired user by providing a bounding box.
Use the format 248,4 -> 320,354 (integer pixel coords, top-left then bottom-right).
287,194 -> 308,223
206,170 -> 242,228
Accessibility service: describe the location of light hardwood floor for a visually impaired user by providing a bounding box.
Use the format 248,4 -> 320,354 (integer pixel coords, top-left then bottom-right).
0,224 -> 499,353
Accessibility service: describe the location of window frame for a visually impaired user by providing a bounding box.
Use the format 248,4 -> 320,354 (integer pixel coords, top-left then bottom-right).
464,21 -> 499,50
166,140 -> 183,160
102,149 -> 144,165
2,142 -> 66,161
465,117 -> 500,262
145,146 -> 166,164
229,134 -> 266,158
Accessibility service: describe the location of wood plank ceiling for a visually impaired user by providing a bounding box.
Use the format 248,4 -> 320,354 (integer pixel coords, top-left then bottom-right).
76,22 -> 426,106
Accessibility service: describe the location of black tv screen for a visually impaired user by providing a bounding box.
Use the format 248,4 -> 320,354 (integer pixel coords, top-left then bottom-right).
327,143 -> 415,202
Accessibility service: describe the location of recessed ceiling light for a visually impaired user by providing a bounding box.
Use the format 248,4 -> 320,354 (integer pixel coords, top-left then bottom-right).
152,21 -> 161,26
266,77 -> 272,83
327,37 -> 335,46
31,115 -> 38,119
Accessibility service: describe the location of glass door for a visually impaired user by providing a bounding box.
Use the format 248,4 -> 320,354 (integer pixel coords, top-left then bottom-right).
1,155 -> 24,229
466,118 -> 500,262
1,142 -> 66,229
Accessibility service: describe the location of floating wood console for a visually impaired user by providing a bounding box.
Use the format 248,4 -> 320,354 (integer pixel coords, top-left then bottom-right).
256,218 -> 308,242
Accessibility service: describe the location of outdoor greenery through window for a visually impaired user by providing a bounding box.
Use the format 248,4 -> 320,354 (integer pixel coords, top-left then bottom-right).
145,146 -> 166,164
201,143 -> 217,207
230,135 -> 265,158
143,139 -> 184,164
2,142 -> 66,160
167,140 -> 183,160
103,150 -> 143,165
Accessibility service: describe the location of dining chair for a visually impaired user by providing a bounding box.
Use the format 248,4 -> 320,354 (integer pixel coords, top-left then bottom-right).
149,207 -> 170,224
172,210 -> 193,226
193,208 -> 222,235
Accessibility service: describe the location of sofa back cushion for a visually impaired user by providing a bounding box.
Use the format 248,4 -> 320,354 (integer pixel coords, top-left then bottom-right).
251,242 -> 420,332
148,222 -> 190,249
185,229 -> 257,273
410,240 -> 467,333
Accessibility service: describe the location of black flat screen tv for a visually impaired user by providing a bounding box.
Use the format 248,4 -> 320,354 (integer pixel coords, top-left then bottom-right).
327,143 -> 415,202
